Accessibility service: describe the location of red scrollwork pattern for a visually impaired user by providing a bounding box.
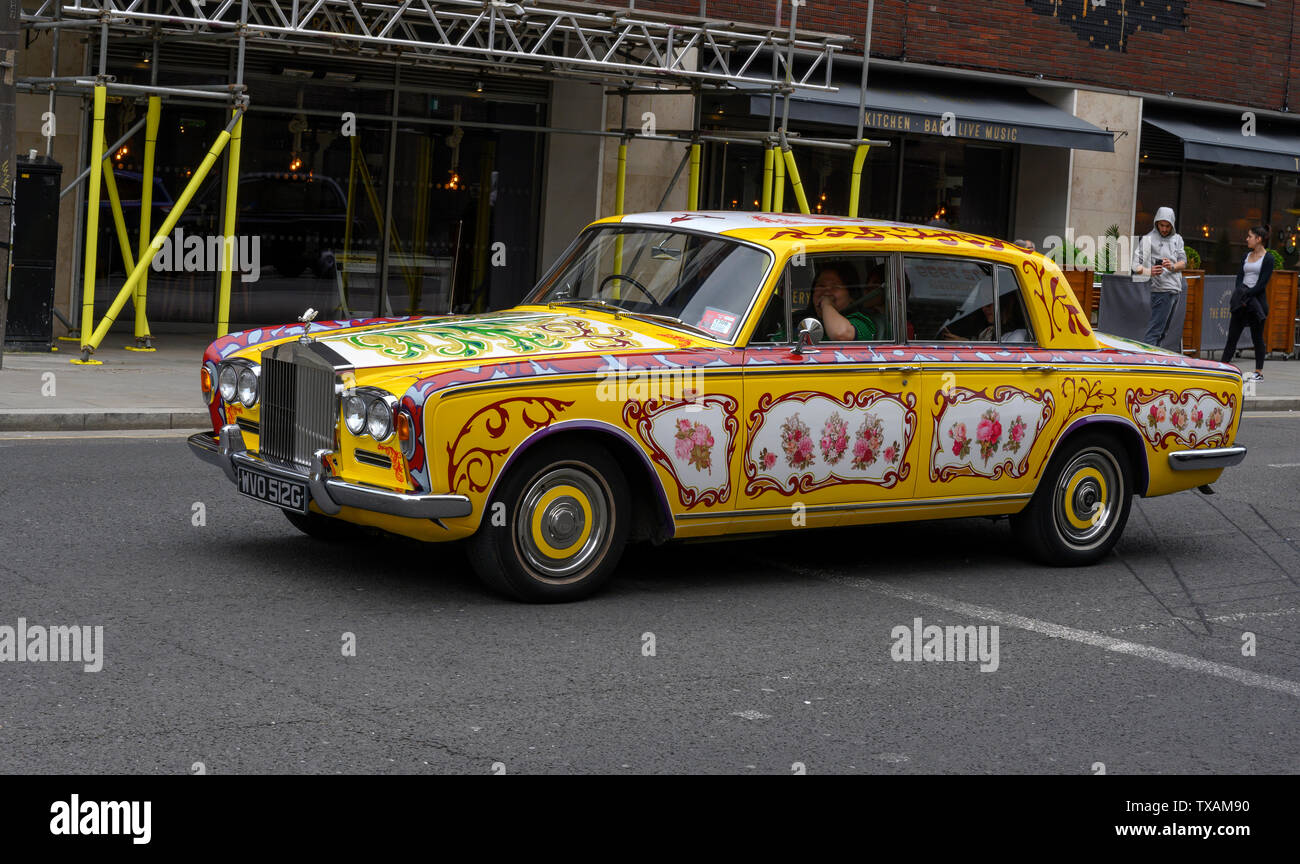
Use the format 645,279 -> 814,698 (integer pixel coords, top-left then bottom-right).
445,396 -> 576,494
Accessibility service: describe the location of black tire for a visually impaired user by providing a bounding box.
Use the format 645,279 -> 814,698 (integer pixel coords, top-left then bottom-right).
467,441 -> 630,602
1011,431 -> 1134,566
281,509 -> 361,542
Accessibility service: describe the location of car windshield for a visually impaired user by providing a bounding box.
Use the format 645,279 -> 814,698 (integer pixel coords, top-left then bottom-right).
529,226 -> 773,342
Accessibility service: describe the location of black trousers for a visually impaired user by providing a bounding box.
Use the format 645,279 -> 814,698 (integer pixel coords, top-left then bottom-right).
1221,307 -> 1267,370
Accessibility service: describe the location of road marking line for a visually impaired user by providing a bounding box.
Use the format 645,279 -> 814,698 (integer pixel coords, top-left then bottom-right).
798,567 -> 1300,699
1267,463 -> 1300,468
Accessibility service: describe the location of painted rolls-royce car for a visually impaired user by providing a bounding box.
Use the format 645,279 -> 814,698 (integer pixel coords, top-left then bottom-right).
189,212 -> 1247,601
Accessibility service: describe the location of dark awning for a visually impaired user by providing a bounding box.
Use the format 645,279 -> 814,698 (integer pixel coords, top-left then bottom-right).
743,75 -> 1115,152
1143,110 -> 1300,173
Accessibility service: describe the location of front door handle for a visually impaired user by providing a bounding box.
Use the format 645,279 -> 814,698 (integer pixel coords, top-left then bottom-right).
1025,365 -> 1054,372
882,365 -> 919,373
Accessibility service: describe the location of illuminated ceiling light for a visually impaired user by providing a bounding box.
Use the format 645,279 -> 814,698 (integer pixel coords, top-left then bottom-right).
474,80 -> 484,93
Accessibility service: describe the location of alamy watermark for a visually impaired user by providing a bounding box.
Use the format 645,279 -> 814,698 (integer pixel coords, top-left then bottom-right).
891,616 -> 999,672
0,618 -> 104,672
150,227 -> 262,283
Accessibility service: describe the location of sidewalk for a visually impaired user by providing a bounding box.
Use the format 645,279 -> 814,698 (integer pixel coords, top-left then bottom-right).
0,335 -> 1297,432
0,332 -> 211,431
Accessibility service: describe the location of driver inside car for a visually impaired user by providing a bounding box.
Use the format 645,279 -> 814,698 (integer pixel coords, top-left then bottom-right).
810,262 -> 876,341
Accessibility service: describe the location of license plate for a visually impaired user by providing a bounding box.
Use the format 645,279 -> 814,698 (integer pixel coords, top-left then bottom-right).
236,466 -> 308,514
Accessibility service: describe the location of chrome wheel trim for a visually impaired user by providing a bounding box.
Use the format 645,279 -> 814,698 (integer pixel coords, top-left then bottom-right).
514,465 -> 611,583
1052,447 -> 1123,551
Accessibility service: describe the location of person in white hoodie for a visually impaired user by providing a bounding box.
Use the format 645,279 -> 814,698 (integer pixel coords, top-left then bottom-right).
1131,206 -> 1187,347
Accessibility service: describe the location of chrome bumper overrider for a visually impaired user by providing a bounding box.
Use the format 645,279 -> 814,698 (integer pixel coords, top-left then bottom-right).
187,424 -> 472,520
1168,445 -> 1247,471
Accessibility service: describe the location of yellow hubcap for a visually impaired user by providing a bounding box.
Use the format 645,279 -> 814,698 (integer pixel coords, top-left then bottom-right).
1063,466 -> 1107,530
529,484 -> 593,558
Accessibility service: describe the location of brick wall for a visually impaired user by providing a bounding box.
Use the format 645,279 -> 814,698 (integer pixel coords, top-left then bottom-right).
620,0 -> 1299,113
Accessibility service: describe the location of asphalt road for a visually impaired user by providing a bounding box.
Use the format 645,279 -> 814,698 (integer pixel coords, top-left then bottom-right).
1,417 -> 1298,774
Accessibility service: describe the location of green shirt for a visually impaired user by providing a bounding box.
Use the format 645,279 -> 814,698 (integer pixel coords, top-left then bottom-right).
770,310 -> 876,343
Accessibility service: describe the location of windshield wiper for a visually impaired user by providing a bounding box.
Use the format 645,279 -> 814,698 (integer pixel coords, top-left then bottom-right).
550,298 -> 625,318
624,312 -> 718,340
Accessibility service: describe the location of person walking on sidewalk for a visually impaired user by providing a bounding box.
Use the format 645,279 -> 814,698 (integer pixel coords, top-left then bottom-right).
1220,224 -> 1273,382
1132,206 -> 1187,346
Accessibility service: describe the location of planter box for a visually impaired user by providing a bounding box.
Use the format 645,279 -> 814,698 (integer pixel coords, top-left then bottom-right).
1182,270 -> 1204,356
1266,270 -> 1298,355
1062,269 -> 1097,325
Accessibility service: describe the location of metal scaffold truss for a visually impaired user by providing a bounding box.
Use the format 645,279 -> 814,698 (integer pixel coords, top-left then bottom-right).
25,0 -> 846,90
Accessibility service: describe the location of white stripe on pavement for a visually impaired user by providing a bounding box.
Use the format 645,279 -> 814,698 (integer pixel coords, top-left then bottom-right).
789,566 -> 1300,700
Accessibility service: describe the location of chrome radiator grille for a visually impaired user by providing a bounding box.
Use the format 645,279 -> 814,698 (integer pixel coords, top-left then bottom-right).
259,353 -> 337,468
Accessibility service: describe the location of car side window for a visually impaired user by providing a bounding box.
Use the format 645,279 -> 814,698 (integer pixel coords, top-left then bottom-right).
761,254 -> 894,343
995,265 -> 1036,344
905,257 -> 999,343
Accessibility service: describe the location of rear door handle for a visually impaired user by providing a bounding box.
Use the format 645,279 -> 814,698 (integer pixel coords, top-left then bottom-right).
1025,365 -> 1054,372
882,365 -> 919,373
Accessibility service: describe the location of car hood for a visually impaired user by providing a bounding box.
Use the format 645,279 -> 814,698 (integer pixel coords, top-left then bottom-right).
314,307 -> 692,369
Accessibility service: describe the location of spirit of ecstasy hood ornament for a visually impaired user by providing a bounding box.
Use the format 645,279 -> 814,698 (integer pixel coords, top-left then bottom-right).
298,308 -> 319,343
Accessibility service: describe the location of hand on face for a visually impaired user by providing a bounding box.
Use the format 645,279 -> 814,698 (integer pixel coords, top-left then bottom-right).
812,272 -> 850,315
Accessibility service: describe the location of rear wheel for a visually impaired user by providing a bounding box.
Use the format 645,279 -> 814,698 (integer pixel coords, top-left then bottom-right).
468,442 -> 629,602
1012,431 -> 1133,565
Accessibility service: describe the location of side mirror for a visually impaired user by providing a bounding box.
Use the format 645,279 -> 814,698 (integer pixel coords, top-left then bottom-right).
793,317 -> 823,354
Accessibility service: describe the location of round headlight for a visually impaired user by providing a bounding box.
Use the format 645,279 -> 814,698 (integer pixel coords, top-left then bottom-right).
344,395 -> 367,435
366,399 -> 393,440
237,367 -> 259,407
217,364 -> 238,403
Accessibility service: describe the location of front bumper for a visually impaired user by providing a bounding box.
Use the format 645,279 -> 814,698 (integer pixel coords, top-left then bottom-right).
1168,445 -> 1247,471
188,424 -> 472,521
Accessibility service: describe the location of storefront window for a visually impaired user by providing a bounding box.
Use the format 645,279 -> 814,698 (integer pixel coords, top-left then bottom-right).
899,139 -> 1012,237
1271,174 -> 1300,271
91,50 -> 544,328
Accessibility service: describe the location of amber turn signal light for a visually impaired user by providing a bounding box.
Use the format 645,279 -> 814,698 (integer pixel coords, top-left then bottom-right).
395,411 -> 411,441
200,366 -> 213,400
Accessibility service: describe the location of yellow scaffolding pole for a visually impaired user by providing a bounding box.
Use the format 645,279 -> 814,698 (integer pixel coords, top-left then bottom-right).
848,143 -> 870,219
781,147 -> 811,215
101,158 -> 135,274
216,110 -> 243,338
612,138 -> 628,300
772,145 -> 785,213
132,95 -> 161,348
78,113 -> 241,361
761,147 -> 774,212
687,142 -> 701,210
75,86 -> 108,363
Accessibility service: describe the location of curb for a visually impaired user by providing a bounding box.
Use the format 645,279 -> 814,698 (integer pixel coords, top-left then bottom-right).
1243,398 -> 1300,413
0,412 -> 211,432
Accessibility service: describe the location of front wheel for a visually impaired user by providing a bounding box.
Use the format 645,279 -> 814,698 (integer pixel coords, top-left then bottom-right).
468,442 -> 630,602
1011,432 -> 1133,566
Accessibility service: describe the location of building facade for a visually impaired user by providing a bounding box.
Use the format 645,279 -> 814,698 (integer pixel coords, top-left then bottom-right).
13,0 -> 1300,334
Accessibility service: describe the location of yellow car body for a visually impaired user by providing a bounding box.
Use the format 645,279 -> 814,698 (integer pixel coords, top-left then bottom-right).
190,212 -> 1246,600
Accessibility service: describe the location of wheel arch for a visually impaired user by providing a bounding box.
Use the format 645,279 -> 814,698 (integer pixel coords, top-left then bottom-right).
1046,415 -> 1150,496
480,419 -> 676,543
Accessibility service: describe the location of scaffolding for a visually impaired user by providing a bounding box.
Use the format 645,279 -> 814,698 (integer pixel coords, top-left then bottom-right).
18,1 -> 886,362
